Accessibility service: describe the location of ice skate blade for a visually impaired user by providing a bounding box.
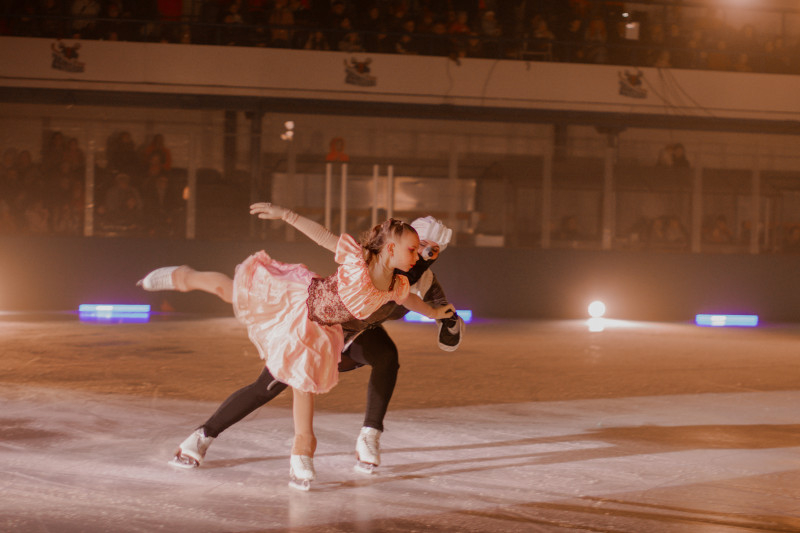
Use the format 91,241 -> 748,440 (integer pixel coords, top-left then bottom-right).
168,453 -> 199,470
288,478 -> 311,491
354,461 -> 376,475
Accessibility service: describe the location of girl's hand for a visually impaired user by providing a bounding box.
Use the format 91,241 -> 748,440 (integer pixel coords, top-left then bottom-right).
431,304 -> 456,320
250,202 -> 287,220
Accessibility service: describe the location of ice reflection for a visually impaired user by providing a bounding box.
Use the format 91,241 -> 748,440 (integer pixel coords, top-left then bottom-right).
586,318 -> 643,332
587,317 -> 607,332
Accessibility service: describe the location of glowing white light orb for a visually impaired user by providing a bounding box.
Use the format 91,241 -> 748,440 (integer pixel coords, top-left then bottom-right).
284,121 -> 295,130
588,300 -> 606,318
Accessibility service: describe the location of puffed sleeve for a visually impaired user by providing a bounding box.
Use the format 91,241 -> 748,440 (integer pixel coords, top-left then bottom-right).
335,234 -> 379,319
334,233 -> 363,266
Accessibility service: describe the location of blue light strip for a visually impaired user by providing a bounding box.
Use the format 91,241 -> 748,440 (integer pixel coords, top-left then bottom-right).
404,310 -> 473,323
79,304 -> 151,313
695,314 -> 759,327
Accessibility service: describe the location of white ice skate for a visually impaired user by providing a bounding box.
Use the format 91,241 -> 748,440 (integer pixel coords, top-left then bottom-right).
169,428 -> 214,469
137,266 -> 181,291
288,454 -> 315,491
354,426 -> 381,474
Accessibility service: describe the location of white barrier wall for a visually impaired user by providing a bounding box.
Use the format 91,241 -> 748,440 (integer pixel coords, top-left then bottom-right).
3,36 -> 800,122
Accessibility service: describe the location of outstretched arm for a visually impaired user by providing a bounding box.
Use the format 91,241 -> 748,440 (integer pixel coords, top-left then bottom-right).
402,292 -> 454,320
250,202 -> 339,253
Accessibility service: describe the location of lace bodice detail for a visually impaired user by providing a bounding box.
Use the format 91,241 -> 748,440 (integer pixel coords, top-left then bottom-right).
306,275 -> 355,326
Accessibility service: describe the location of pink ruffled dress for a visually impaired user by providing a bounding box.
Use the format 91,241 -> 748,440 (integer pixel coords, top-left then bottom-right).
232,234 -> 410,394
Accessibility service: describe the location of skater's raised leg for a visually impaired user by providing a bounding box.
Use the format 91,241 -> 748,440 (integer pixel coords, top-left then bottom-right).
139,266 -> 233,303
289,388 -> 317,490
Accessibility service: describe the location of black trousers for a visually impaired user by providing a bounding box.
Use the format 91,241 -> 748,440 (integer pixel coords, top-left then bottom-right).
201,326 -> 400,437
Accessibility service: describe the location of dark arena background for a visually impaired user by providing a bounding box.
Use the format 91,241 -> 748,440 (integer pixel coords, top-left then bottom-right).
2,1 -> 800,531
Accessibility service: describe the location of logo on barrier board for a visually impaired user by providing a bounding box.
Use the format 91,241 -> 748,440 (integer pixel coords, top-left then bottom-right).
344,57 -> 376,87
618,69 -> 646,99
51,41 -> 85,73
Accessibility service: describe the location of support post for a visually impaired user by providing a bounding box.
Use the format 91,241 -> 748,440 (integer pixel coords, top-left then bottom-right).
340,163 -> 348,234
371,164 -> 379,228
387,165 -> 394,219
83,138 -> 95,237
541,139 -> 553,249
751,157 -> 761,254
325,162 -> 332,230
691,156 -> 703,253
186,134 -> 197,240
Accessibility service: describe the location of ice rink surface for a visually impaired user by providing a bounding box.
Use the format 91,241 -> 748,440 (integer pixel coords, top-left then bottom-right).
1,313 -> 799,532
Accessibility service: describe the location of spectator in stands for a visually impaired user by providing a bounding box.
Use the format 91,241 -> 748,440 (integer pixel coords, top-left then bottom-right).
783,225 -> 800,253
652,49 -> 672,68
10,3 -> 41,37
97,1 -> 133,42
220,0 -> 245,46
1,147 -> 18,180
703,215 -> 734,244
523,14 -> 555,60
683,28 -> 709,70
553,215 -> 582,241
288,0 -> 312,48
63,137 -> 85,176
770,36 -> 794,74
140,133 -> 171,173
142,173 -> 184,237
734,24 -> 759,56
706,38 -> 732,71
70,0 -> 102,39
339,29 -> 365,53
325,137 -> 349,162
448,10 -> 470,36
304,30 -> 331,51
15,149 -> 40,187
43,131 -> 66,176
584,15 -> 608,64
1,166 -> 23,210
395,18 -> 421,55
558,17 -> 585,62
23,196 -> 51,234
426,18 -> 453,57
324,0 -> 348,49
107,131 -> 140,176
269,0 -> 295,48
671,143 -> 689,167
657,143 -> 689,167
644,23 -> 666,66
51,175 -> 83,235
663,216 -> 689,246
101,172 -> 144,229
0,199 -> 17,234
359,5 -> 387,53
479,10 -> 502,58
732,52 -> 753,73
157,0 -> 183,23
416,8 -> 436,35
40,0 -> 67,39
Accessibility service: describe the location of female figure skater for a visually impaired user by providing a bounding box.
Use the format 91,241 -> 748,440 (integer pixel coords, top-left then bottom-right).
138,202 -> 454,489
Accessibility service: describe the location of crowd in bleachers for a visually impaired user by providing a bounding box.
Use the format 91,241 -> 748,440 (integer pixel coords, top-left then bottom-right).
2,1 -> 799,74
0,131 -> 185,237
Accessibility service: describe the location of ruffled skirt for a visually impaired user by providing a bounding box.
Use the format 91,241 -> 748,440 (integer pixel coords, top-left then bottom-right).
232,251 -> 342,394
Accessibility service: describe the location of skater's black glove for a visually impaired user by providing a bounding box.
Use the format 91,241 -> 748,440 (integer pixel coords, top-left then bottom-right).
440,312 -> 459,331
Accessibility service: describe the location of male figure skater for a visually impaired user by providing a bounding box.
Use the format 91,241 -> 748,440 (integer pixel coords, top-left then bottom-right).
161,214 -> 463,474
